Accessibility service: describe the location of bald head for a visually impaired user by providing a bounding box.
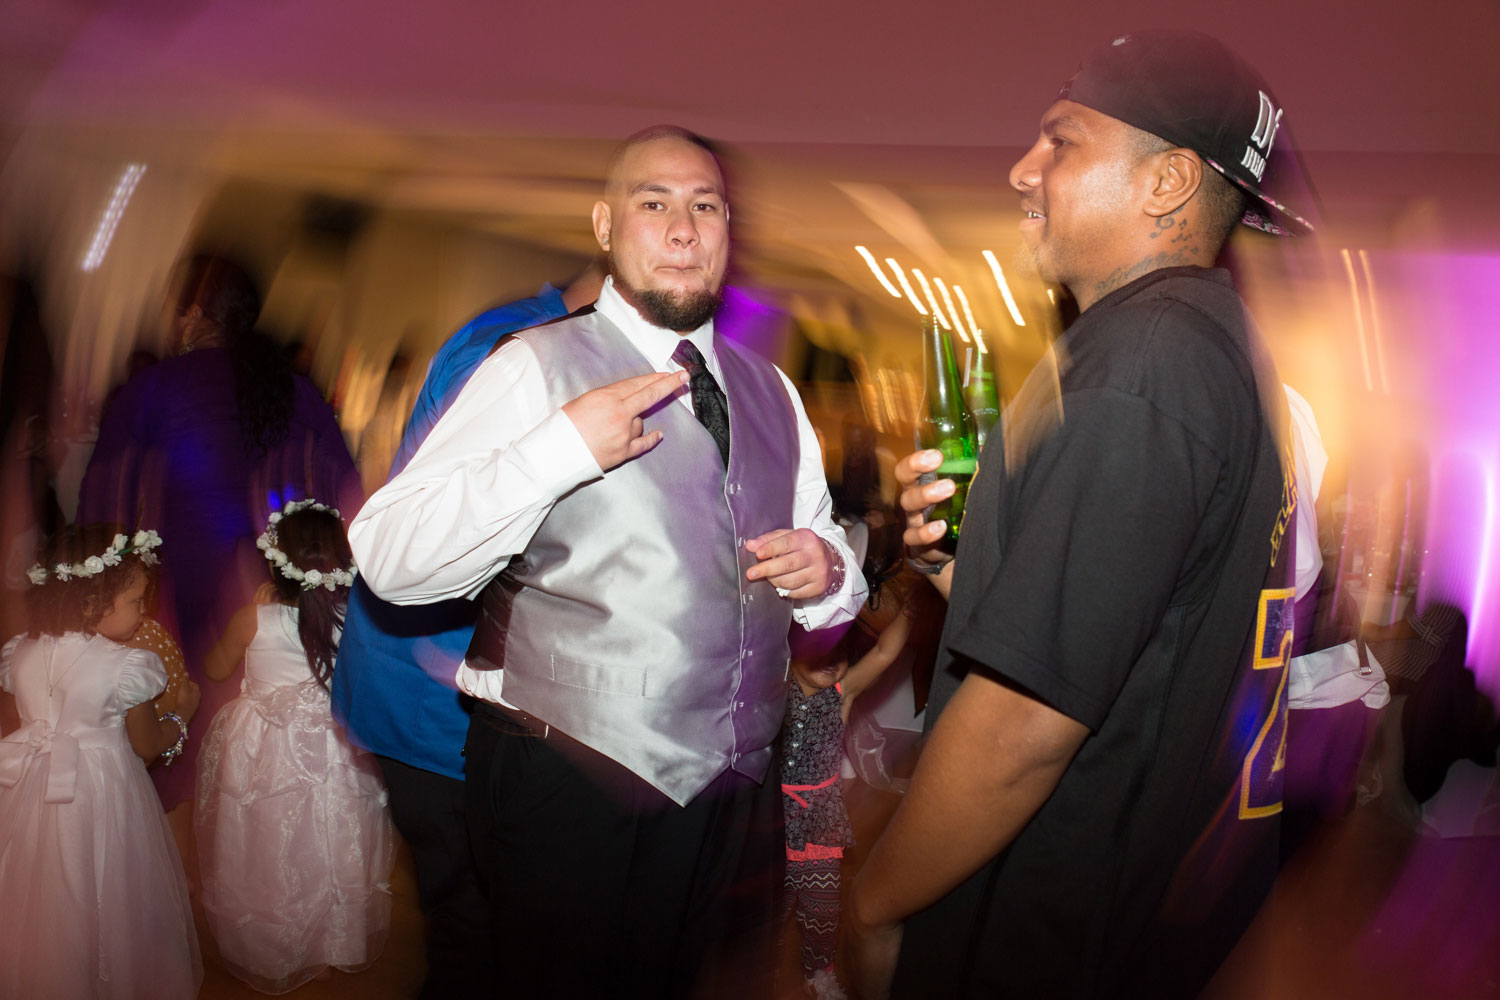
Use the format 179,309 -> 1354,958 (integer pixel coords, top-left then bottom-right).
604,126 -> 722,200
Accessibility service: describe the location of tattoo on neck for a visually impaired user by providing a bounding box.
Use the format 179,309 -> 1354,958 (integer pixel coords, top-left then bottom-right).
1150,215 -> 1198,245
1090,250 -> 1195,302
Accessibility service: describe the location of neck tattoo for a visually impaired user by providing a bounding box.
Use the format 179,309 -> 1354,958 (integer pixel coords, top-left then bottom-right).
1088,250 -> 1195,306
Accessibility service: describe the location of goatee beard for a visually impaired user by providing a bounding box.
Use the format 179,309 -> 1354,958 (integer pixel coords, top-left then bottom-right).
633,287 -> 721,332
612,264 -> 722,332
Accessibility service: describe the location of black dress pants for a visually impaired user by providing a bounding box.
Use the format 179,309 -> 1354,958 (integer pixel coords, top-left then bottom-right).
374,755 -> 497,1000
463,704 -> 784,999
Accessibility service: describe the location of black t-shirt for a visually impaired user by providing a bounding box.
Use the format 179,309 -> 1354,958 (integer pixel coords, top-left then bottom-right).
893,267 -> 1296,999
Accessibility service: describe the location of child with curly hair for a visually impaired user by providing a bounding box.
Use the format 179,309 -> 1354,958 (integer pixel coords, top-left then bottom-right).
0,525 -> 203,999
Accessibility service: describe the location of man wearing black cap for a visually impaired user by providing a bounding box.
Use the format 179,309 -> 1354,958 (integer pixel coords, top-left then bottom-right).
846,30 -> 1308,999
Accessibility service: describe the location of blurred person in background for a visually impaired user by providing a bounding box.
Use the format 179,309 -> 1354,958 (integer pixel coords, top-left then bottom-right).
331,263 -> 602,1000
0,274 -> 62,645
350,125 -> 865,998
355,348 -> 418,496
847,30 -> 1310,998
78,252 -> 362,809
1362,447 -> 1495,826
1280,385 -> 1389,861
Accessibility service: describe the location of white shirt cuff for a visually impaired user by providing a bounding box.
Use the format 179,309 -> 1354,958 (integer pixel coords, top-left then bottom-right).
511,408 -> 603,497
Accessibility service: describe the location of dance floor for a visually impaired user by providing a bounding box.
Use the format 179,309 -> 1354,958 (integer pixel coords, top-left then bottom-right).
173,781 -> 1500,999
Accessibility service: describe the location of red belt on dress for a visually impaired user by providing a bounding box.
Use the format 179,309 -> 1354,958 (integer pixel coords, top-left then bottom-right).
781,773 -> 837,809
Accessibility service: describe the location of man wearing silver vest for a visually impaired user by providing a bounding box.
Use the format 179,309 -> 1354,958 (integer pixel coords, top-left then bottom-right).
349,126 -> 866,998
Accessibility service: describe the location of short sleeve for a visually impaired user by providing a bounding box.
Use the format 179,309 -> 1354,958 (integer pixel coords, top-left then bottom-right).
0,634 -> 23,693
127,618 -> 188,690
116,647 -> 168,707
946,387 -> 1225,730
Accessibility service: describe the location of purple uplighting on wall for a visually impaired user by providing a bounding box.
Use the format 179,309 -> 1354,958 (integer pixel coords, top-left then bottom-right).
1379,252 -> 1500,695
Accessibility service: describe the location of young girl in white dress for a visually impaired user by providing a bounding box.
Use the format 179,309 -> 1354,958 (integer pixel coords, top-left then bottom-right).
195,498 -> 394,994
0,525 -> 203,1000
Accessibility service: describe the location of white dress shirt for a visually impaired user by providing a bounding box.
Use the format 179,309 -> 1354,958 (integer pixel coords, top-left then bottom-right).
349,277 -> 865,705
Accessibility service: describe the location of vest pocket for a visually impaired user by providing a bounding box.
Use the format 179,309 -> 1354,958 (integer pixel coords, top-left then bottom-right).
548,655 -> 649,697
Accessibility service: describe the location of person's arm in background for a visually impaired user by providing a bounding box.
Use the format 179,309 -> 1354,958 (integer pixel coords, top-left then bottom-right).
204,600 -> 260,683
840,594 -> 917,723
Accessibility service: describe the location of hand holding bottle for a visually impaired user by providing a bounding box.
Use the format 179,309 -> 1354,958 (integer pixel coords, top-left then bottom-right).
913,315 -> 977,556
896,449 -> 956,597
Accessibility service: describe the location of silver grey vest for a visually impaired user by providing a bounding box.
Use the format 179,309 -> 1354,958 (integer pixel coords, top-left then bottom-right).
468,311 -> 799,805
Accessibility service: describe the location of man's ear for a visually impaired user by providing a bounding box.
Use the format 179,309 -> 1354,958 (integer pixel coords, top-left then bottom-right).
1144,149 -> 1203,219
592,201 -> 612,251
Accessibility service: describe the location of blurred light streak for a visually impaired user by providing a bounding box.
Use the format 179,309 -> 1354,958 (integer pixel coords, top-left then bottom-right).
910,268 -> 951,331
953,284 -> 980,335
973,327 -> 990,356
1358,249 -> 1390,393
982,250 -> 1027,327
1474,461 -> 1496,663
1391,250 -> 1500,694
874,366 -> 900,430
855,246 -> 903,298
1340,248 -> 1375,392
933,277 -> 969,343
1046,288 -> 1056,305
80,163 -> 146,272
885,258 -> 928,317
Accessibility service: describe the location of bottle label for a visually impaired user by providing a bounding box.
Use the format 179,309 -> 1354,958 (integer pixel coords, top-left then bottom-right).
935,457 -> 977,476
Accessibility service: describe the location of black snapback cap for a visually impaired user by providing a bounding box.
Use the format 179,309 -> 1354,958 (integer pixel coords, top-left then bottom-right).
1060,29 -> 1314,236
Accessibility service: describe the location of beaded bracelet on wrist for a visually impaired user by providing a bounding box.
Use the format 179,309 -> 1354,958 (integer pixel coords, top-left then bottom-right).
818,536 -> 847,597
157,711 -> 188,767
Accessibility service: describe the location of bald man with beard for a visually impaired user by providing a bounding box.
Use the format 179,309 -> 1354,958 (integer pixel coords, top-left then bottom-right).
350,126 -> 865,998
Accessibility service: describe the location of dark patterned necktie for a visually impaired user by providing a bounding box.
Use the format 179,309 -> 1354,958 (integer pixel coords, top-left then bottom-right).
671,339 -> 730,468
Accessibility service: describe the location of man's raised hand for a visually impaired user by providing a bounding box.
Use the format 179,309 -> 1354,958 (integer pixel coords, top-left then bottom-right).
562,370 -> 687,471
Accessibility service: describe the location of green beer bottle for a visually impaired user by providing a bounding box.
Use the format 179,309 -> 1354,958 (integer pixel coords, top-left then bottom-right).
916,314 -> 977,553
964,329 -> 1001,451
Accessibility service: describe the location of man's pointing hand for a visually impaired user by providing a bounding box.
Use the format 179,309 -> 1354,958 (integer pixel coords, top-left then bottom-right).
563,370 -> 688,471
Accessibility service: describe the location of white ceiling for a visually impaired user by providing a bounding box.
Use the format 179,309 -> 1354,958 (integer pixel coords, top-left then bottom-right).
4,0 -> 1499,370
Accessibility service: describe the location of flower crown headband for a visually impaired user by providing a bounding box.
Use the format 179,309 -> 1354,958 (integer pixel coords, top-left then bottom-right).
27,530 -> 162,586
256,499 -> 358,592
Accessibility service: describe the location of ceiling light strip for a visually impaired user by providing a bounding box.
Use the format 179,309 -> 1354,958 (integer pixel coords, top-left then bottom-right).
855,246 -> 903,298
982,250 -> 1027,328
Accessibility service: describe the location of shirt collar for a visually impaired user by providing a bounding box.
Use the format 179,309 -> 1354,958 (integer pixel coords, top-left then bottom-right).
595,276 -> 718,374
